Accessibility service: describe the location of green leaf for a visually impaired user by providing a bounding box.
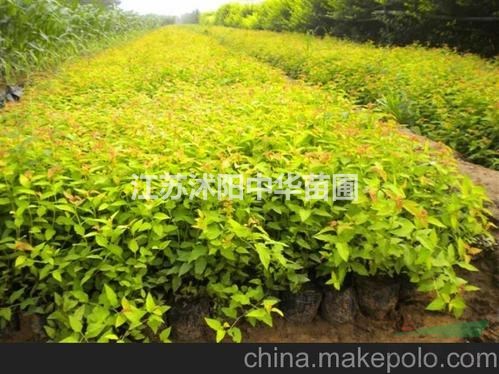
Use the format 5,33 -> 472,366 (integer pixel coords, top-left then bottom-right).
15,255 -> 27,268
45,228 -> 56,240
60,335 -> 79,343
220,246 -> 236,261
69,314 -> 83,333
205,318 -> 223,331
159,327 -> 172,343
271,307 -> 284,318
228,219 -> 252,239
44,326 -> 56,339
55,204 -> 75,213
392,218 -> 414,238
0,198 -> 11,205
450,296 -> 466,318
254,243 -> 270,270
233,293 -> 251,306
457,262 -> 479,272
75,225 -> 85,236
204,225 -> 221,240
336,242 -> 350,262
107,244 -> 123,258
262,298 -> 278,311
95,235 -> 108,248
464,285 -> 480,292
298,208 -> 312,222
128,239 -> 139,253
246,308 -> 273,326
19,174 -> 30,187
104,284 -> 119,307
154,213 -> 169,221
228,327 -> 242,343
152,224 -> 164,237
222,307 -> 238,319
98,203 -> 109,211
0,308 -> 12,321
426,297 -> 446,311
178,262 -> 192,276
52,270 -> 62,282
115,313 -> 127,328
428,217 -> 446,228
8,288 -> 25,303
216,329 -> 226,343
350,262 -> 368,276
145,293 -> 156,313
139,222 -> 152,232
123,308 -> 146,326
194,257 -> 207,275
415,231 -> 435,250
189,246 -> 207,262
101,333 -> 119,341
147,315 -> 163,334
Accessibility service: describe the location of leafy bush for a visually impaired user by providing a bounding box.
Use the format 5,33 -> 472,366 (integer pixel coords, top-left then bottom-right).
0,27 -> 492,342
203,26 -> 499,169
0,0 -> 174,84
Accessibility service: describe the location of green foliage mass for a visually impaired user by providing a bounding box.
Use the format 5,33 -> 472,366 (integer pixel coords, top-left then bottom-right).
0,27 -> 492,342
203,26 -> 499,169
0,0 -> 174,84
202,0 -> 499,56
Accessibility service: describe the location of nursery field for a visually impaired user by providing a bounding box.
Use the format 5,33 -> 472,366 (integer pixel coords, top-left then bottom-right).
0,26 -> 498,343
204,26 -> 499,169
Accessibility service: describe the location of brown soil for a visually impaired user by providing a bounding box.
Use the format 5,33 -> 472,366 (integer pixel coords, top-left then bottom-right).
240,251 -> 498,343
458,160 -> 499,220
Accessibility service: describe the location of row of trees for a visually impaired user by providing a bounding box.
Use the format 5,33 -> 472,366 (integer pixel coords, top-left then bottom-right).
177,10 -> 200,24
201,0 -> 499,56
78,1 -> 201,25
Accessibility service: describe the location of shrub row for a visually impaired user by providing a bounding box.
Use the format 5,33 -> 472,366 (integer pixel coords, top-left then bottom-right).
202,26 -> 499,169
201,0 -> 499,56
0,27 -> 491,342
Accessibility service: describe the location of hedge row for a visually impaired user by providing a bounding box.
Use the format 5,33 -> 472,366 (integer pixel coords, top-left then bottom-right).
201,0 -> 499,56
203,26 -> 499,169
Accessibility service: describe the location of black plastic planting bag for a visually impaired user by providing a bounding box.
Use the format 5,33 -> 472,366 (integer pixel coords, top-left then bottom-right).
6,85 -> 23,102
0,87 -> 5,108
0,85 -> 23,108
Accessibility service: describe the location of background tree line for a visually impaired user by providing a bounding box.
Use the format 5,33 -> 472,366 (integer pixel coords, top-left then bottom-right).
201,0 -> 499,56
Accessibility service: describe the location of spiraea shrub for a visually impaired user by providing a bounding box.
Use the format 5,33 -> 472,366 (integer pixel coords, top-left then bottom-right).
203,26 -> 499,170
0,27 -> 492,342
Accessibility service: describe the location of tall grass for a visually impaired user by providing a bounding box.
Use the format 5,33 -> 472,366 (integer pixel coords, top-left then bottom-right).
0,0 -> 173,84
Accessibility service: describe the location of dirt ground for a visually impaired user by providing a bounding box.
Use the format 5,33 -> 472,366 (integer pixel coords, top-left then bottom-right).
458,160 -> 499,220
242,251 -> 498,343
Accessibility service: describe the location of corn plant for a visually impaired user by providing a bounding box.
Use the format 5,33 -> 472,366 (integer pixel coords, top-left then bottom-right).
0,0 -> 173,84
